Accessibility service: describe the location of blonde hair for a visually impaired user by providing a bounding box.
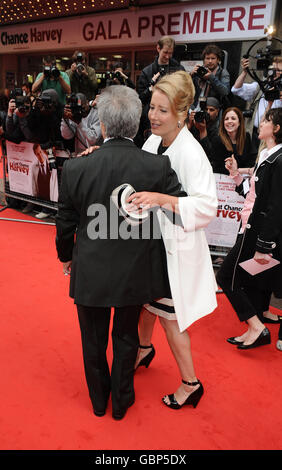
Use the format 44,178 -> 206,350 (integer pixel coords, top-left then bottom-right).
153,71 -> 195,118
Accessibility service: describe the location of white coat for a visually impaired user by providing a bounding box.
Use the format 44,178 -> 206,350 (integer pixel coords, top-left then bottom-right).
143,126 -> 218,332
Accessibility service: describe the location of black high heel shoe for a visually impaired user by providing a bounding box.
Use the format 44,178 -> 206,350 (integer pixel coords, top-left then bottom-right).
162,379 -> 204,410
135,344 -> 155,370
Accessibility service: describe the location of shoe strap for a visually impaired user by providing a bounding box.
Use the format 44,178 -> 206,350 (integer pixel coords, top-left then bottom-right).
182,379 -> 200,386
139,344 -> 153,349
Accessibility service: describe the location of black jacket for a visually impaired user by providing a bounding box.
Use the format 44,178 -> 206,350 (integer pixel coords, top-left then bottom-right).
235,147 -> 282,297
138,56 -> 185,107
135,57 -> 185,147
210,133 -> 257,175
56,138 -> 185,307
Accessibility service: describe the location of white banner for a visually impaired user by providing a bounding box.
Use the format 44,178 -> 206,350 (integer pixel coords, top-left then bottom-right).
6,141 -> 59,202
205,173 -> 245,248
0,0 -> 275,53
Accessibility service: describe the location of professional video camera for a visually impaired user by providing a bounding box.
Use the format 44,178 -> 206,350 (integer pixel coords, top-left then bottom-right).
194,98 -> 210,123
244,28 -> 282,102
10,89 -> 30,113
43,64 -> 60,80
66,93 -> 84,123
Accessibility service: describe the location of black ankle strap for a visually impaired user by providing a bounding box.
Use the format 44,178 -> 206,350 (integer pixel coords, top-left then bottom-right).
139,344 -> 153,349
182,379 -> 200,386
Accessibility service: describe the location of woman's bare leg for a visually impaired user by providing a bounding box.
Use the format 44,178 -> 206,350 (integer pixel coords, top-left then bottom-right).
159,317 -> 200,405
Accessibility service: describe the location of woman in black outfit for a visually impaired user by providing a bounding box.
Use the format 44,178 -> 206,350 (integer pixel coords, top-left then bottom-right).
211,107 -> 257,174
216,108 -> 282,350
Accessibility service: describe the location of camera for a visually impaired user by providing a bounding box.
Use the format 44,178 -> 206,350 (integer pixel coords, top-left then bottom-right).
196,66 -> 209,79
75,53 -> 85,75
159,66 -> 167,77
66,93 -> 83,123
34,95 -> 53,112
43,65 -> 60,80
15,96 -> 30,114
244,35 -> 282,102
194,98 -> 210,123
243,109 -> 254,118
47,148 -> 57,171
10,89 -> 30,113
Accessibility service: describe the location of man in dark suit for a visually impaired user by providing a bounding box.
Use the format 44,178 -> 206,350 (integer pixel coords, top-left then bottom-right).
55,85 -> 185,420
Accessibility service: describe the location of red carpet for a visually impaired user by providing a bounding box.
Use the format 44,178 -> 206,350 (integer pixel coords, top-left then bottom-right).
0,208 -> 282,451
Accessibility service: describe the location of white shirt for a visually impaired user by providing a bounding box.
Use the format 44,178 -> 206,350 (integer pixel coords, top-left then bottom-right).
231,82 -> 282,128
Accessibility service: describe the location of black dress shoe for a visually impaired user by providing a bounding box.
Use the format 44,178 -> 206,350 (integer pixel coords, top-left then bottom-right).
227,337 -> 244,345
237,328 -> 271,350
112,398 -> 135,420
93,409 -> 106,417
135,344 -> 155,370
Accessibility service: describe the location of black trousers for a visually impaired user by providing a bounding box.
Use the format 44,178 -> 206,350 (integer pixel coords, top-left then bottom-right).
76,304 -> 141,414
216,235 -> 271,323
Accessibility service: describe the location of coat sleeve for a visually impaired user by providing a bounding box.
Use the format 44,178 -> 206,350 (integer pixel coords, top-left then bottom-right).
178,140 -> 218,232
256,155 -> 282,253
55,161 -> 79,262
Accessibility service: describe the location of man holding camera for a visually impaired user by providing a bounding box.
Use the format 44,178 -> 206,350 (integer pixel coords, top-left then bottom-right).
66,51 -> 98,101
32,56 -> 71,105
5,89 -> 32,143
191,44 -> 230,111
188,96 -> 221,162
61,93 -> 102,155
231,56 -> 282,147
136,36 -> 185,147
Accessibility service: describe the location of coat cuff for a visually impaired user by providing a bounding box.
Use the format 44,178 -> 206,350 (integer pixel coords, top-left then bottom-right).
256,237 -> 277,254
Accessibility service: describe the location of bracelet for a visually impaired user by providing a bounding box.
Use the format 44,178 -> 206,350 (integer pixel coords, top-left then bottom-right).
150,79 -> 156,87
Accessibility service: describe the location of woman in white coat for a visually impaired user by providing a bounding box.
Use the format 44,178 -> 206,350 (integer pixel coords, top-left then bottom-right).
128,71 -> 218,409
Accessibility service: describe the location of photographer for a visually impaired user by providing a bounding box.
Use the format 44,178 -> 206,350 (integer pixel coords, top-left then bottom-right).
32,56 -> 71,105
66,51 -> 98,101
136,36 -> 185,147
191,44 -> 230,111
188,97 -> 221,161
105,62 -> 135,89
5,89 -> 33,143
231,56 -> 282,149
61,93 -> 102,155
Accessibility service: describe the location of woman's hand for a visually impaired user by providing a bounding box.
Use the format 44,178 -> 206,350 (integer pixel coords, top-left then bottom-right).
225,154 -> 238,175
253,251 -> 272,264
127,191 -> 163,211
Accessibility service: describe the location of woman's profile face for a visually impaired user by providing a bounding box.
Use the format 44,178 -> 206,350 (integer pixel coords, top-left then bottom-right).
224,110 -> 240,136
258,116 -> 275,141
148,90 -> 178,142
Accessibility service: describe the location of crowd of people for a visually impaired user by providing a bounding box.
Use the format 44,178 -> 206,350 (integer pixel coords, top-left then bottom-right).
1,36 -> 282,419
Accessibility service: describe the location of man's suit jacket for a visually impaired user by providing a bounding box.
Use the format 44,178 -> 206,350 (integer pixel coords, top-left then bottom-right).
55,138 -> 185,307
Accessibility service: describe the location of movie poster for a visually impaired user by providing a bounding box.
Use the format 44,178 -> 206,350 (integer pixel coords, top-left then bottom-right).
6,141 -> 63,202
205,173 -> 245,248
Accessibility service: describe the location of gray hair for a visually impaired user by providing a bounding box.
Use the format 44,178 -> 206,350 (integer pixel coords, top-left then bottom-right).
97,85 -> 142,139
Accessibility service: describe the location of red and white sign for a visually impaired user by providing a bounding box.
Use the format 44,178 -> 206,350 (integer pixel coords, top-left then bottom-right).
205,173 -> 245,248
0,1 -> 275,53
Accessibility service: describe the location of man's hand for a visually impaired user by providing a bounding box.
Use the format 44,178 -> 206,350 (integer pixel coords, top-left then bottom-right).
63,261 -> 72,275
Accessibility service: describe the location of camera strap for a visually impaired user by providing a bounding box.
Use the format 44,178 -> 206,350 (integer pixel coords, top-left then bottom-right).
63,118 -> 88,149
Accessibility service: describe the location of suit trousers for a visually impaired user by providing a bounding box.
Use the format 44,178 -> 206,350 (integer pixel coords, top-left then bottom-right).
216,234 -> 271,322
76,304 -> 141,414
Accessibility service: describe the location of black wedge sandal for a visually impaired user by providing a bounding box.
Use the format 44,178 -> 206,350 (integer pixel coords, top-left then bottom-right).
135,344 -> 155,370
162,379 -> 204,410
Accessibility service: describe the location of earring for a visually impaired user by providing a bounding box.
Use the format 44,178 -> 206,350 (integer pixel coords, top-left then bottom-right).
177,120 -> 181,128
